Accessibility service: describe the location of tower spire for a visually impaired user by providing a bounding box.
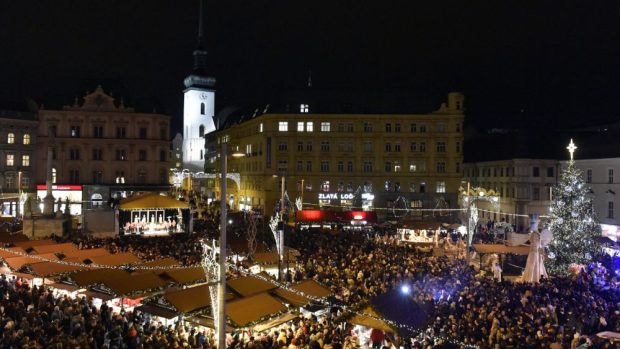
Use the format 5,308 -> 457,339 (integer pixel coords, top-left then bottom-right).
198,0 -> 205,48
185,0 -> 215,88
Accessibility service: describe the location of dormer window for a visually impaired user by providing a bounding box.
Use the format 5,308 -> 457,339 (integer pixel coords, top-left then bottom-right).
300,104 -> 309,113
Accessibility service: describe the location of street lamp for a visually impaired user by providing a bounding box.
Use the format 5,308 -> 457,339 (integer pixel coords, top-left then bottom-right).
217,143 -> 244,349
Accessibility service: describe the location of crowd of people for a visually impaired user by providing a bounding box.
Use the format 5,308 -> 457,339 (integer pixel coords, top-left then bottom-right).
2,207 -> 620,348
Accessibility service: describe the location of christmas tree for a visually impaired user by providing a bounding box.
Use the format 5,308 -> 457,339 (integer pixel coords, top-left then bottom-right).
547,140 -> 604,276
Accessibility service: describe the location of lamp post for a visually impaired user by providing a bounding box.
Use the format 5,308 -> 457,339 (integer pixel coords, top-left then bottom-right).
273,175 -> 285,281
217,143 -> 244,349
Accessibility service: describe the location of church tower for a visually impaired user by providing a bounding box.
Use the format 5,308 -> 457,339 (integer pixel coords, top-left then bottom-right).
183,0 -> 216,172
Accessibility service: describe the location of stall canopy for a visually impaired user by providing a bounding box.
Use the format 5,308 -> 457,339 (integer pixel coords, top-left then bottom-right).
290,279 -> 331,299
348,307 -> 396,333
227,293 -> 287,328
272,288 -> 311,307
160,266 -> 205,284
4,253 -> 58,270
473,244 -> 530,256
164,284 -> 211,313
32,243 -> 78,254
253,313 -> 299,332
101,272 -> 166,297
85,252 -> 141,266
71,269 -> 132,287
120,193 -> 189,210
62,248 -> 110,260
30,262 -> 83,277
228,276 -> 278,297
0,247 -> 26,259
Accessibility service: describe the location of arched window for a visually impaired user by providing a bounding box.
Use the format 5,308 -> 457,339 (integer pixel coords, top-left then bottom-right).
7,133 -> 14,144
52,168 -> 57,184
23,134 -> 30,145
200,103 -> 205,115
137,169 -> 147,184
199,125 -> 205,137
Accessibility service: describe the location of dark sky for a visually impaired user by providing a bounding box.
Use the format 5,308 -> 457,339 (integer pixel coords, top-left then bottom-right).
2,0 -> 620,134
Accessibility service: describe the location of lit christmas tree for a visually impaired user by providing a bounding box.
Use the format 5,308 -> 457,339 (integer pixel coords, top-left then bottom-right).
547,139 -> 604,276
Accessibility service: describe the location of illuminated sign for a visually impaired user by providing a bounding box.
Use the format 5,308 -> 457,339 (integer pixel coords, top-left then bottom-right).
318,193 -> 354,200
36,185 -> 82,191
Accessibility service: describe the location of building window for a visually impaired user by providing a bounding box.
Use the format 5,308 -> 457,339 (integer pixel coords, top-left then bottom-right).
93,171 -> 103,184
306,142 -> 313,151
436,162 -> 446,173
363,161 -> 373,173
533,167 -> 540,177
306,122 -> 314,132
364,122 -> 373,132
409,183 -> 416,192
456,162 -> 461,174
7,133 -> 14,144
306,161 -> 312,172
69,148 -> 80,160
69,169 -> 80,183
587,169 -> 592,183
410,142 -> 417,152
160,150 -> 166,162
321,181 -> 330,192
410,123 -> 417,132
436,142 -> 446,153
137,127 -> 147,139
420,182 -> 426,193
300,104 -> 309,113
297,160 -> 303,171
115,149 -> 126,161
394,142 -> 401,152
259,123 -> 264,133
137,170 -> 147,184
320,161 -> 329,172
610,169 -> 615,184
200,103 -> 205,115
20,155 -> 29,167
385,142 -> 392,152
297,122 -> 304,132
384,181 -> 392,192
115,171 -> 125,184
436,181 -> 446,193
139,149 -> 147,161
23,134 -> 30,145
70,126 -> 80,137
385,161 -> 392,173
321,122 -> 331,132
533,187 -> 540,200
395,123 -> 401,132
297,142 -> 304,152
278,121 -> 288,132
337,161 -> 344,172
92,148 -> 103,161
385,123 -> 392,132
394,161 -> 401,172
5,175 -> 14,189
320,141 -> 330,152
277,160 -> 288,172
419,124 -> 427,133
93,126 -> 104,138
456,141 -> 461,153
436,123 -> 447,132
547,167 -> 554,177
347,161 -> 353,172
609,201 -> 615,219
199,125 -> 206,137
116,127 -> 126,138
363,142 -> 372,152
278,142 -> 288,151
52,168 -> 57,184
420,142 -> 426,152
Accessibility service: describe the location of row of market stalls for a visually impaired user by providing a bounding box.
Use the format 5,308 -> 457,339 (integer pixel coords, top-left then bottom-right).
0,235 -> 347,334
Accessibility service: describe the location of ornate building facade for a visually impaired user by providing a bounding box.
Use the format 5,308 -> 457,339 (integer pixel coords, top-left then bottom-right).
35,86 -> 172,203
206,92 -> 465,218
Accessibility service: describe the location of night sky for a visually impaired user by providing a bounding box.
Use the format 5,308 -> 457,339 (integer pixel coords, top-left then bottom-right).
2,1 -> 620,136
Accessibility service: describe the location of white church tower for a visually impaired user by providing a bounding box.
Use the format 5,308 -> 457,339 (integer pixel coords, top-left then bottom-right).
183,0 -> 216,172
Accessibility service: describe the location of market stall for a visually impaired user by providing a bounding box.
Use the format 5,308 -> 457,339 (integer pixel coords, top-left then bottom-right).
118,193 -> 191,236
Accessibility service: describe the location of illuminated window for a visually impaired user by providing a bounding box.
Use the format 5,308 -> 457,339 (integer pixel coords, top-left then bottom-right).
300,104 -> 309,113
70,126 -> 80,137
21,155 -> 29,167
394,161 -> 401,172
384,181 -> 392,192
321,181 -> 330,192
436,181 -> 446,193
52,168 -> 57,184
6,154 -> 14,166
320,122 -> 330,132
409,183 -> 416,192
7,133 -> 14,144
23,134 -> 30,145
297,122 -> 304,132
116,149 -> 126,161
259,123 -> 264,132
278,122 -> 288,132
306,122 -> 314,132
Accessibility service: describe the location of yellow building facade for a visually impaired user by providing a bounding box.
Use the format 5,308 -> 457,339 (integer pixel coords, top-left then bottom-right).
207,92 -> 465,218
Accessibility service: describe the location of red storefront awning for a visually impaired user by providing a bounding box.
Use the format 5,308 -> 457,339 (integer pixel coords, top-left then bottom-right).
296,210 -> 377,224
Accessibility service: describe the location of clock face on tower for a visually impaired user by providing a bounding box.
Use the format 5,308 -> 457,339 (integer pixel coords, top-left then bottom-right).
200,93 -> 209,100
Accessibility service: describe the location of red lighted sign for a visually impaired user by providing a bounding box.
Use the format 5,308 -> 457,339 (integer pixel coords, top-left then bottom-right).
36,185 -> 82,191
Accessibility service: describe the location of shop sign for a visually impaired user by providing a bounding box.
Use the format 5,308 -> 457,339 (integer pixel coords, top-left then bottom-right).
318,193 -> 354,200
